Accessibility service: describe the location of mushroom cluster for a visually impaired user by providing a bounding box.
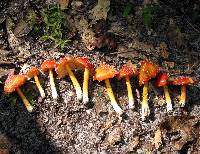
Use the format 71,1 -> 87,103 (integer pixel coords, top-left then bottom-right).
4,58 -> 197,120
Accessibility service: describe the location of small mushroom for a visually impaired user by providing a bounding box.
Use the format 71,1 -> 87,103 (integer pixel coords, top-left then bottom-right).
55,56 -> 82,100
4,74 -> 33,112
171,76 -> 195,106
26,67 -> 45,98
156,73 -> 172,111
94,64 -> 122,114
75,57 -> 94,104
41,59 -> 57,99
117,63 -> 138,109
139,60 -> 159,120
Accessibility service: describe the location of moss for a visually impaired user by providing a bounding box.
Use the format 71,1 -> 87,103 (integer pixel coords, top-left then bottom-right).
40,5 -> 71,50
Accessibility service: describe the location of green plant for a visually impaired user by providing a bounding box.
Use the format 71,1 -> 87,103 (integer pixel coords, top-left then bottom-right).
40,5 -> 70,50
142,4 -> 159,30
123,3 -> 133,17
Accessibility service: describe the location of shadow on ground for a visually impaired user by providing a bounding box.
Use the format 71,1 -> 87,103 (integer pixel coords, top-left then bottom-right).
0,86 -> 60,154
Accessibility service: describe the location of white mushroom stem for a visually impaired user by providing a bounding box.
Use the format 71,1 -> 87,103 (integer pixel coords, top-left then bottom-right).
125,76 -> 134,109
83,68 -> 89,104
16,88 -> 33,112
180,85 -> 186,106
65,64 -> 82,101
142,82 -> 150,120
163,85 -> 172,111
49,69 -> 58,99
105,79 -> 123,114
34,75 -> 45,98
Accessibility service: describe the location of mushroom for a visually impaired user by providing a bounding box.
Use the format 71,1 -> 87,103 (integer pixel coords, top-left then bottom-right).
117,63 -> 138,109
171,76 -> 195,106
75,57 -> 94,104
94,64 -> 123,114
156,73 -> 172,111
4,74 -> 33,112
26,67 -> 45,98
139,60 -> 159,120
55,56 -> 82,100
41,59 -> 58,99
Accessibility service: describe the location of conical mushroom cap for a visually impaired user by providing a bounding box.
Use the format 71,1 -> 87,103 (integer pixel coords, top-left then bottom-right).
26,67 -> 39,78
117,64 -> 138,80
4,74 -> 27,93
41,59 -> 56,72
139,60 -> 159,86
75,57 -> 94,73
94,64 -> 118,82
171,76 -> 195,85
156,73 -> 169,87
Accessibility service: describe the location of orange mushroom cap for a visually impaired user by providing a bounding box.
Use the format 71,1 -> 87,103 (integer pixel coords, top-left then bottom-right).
4,74 -> 27,93
26,67 -> 39,78
139,60 -> 159,86
171,76 -> 195,85
41,59 -> 56,72
75,57 -> 94,72
93,64 -> 118,81
117,64 -> 138,80
55,56 -> 75,78
156,73 -> 169,87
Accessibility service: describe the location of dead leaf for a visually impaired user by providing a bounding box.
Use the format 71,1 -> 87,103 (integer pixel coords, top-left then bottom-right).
95,33 -> 117,49
154,128 -> 162,149
0,149 -> 9,154
57,0 -> 69,10
6,17 -> 31,57
89,0 -> 110,22
128,136 -> 140,151
160,116 -> 199,150
167,18 -> 186,48
104,126 -> 122,146
99,120 -> 113,134
14,19 -> 32,37
159,42 -> 169,59
77,17 -> 96,51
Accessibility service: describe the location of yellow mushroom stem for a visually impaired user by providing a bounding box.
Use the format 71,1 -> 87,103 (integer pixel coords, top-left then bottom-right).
142,82 -> 149,120
65,64 -> 82,101
180,85 -> 186,106
34,75 -> 45,98
105,79 -> 122,114
16,88 -> 33,112
125,76 -> 134,109
49,69 -> 58,99
163,85 -> 172,111
83,68 -> 89,104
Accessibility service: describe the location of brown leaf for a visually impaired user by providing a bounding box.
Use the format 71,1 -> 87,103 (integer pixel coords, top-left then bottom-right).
128,136 -> 140,151
57,0 -> 69,10
159,42 -> 169,59
0,149 -> 9,154
104,126 -> 122,145
89,0 -> 110,22
154,128 -> 162,149
78,17 -> 96,51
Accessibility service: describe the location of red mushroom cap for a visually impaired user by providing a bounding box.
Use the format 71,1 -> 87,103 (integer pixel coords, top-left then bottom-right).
156,73 -> 169,87
26,67 -> 39,78
4,74 -> 27,93
117,64 -> 138,80
41,59 -> 56,72
171,76 -> 195,85
55,57 -> 67,78
139,60 -> 159,86
55,56 -> 76,78
75,57 -> 94,72
93,64 -> 118,81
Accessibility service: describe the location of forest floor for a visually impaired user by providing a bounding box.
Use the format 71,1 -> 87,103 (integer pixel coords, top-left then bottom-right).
0,0 -> 199,153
